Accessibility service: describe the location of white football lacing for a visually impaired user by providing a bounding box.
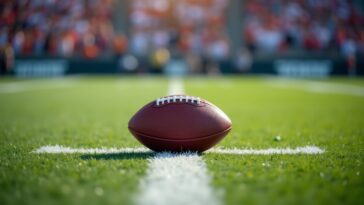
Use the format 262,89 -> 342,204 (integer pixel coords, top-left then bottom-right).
156,96 -> 201,106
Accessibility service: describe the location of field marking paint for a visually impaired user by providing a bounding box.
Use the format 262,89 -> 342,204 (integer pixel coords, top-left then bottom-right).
267,78 -> 364,97
32,144 -> 324,205
134,77 -> 221,205
33,145 -> 151,154
168,77 -> 185,95
136,152 -> 220,205
0,79 -> 76,94
33,145 -> 325,155
208,146 -> 324,155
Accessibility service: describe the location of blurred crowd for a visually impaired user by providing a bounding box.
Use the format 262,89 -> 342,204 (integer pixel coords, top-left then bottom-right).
243,0 -> 364,57
0,0 -> 363,63
0,0 -> 125,59
128,0 -> 230,73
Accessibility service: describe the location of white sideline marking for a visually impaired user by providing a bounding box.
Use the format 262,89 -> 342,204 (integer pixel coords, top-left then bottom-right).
0,79 -> 76,94
268,78 -> 364,97
33,145 -> 325,155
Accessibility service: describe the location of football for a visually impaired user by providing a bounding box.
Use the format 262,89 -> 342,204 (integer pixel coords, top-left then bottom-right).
128,95 -> 232,152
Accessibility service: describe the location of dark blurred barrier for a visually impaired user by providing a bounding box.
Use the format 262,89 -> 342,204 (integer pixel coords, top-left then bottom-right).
15,59 -> 68,77
13,56 -> 118,77
12,54 -> 363,77
250,53 -> 363,77
68,58 -> 117,74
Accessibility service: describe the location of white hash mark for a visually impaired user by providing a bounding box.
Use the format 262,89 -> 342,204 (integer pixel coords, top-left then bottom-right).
33,145 -> 324,155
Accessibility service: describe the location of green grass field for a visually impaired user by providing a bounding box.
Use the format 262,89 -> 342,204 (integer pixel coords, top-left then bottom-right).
0,76 -> 363,205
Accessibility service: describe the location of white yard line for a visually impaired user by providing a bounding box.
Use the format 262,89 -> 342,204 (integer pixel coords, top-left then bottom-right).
33,145 -> 151,154
33,143 -> 324,205
0,79 -> 76,94
209,146 -> 324,155
267,78 -> 364,97
134,77 -> 220,205
33,145 -> 325,155
136,152 -> 220,205
167,77 -> 185,95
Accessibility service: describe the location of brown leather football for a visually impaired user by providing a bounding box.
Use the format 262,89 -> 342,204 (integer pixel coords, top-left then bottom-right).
128,95 -> 232,152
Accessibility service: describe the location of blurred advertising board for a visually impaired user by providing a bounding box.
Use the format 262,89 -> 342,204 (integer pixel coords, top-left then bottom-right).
15,60 -> 68,77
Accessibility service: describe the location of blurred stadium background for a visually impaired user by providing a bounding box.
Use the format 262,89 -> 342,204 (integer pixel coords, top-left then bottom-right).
1,1 -> 364,205
0,0 -> 363,77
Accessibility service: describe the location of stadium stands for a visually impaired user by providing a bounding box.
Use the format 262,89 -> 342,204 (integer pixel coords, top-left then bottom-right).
243,0 -> 364,56
0,0 -> 116,58
0,0 -> 363,75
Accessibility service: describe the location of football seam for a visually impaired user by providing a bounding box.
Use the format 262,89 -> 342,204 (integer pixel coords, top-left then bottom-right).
151,101 -> 207,108
128,126 -> 232,142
